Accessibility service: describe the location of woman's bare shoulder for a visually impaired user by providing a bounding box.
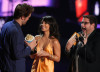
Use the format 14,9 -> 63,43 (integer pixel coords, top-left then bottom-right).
51,38 -> 59,44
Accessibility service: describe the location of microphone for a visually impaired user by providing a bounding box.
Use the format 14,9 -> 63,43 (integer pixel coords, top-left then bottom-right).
79,36 -> 84,44
77,32 -> 84,49
79,31 -> 84,44
77,41 -> 83,48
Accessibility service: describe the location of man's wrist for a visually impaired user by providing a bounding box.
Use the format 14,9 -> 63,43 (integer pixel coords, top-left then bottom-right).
30,47 -> 37,54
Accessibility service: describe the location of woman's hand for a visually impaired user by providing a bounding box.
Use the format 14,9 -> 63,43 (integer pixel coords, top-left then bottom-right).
36,50 -> 49,57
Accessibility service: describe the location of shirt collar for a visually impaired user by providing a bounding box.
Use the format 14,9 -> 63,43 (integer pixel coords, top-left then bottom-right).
13,19 -> 21,29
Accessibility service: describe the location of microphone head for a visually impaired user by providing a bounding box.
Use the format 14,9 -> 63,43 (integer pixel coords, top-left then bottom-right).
79,36 -> 84,41
77,41 -> 83,48
79,36 -> 84,44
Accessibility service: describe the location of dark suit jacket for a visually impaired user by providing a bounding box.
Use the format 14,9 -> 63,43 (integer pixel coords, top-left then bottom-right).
66,30 -> 100,72
0,20 -> 31,72
78,29 -> 100,72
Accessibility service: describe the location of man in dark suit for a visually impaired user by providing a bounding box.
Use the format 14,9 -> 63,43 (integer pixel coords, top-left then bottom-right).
0,3 -> 37,72
65,15 -> 100,72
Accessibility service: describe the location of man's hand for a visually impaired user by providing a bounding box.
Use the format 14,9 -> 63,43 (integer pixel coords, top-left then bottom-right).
25,39 -> 37,51
66,37 -> 76,52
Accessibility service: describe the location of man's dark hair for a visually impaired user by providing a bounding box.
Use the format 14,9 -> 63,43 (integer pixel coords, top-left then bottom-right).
83,15 -> 97,29
14,3 -> 34,19
38,16 -> 60,40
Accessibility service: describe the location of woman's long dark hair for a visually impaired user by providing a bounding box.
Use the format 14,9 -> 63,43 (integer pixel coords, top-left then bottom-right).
38,16 -> 60,40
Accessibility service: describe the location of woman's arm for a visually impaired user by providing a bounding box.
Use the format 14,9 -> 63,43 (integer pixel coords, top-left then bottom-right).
50,39 -> 61,62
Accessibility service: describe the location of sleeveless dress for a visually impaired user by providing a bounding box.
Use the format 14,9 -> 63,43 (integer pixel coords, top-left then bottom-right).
31,40 -> 54,72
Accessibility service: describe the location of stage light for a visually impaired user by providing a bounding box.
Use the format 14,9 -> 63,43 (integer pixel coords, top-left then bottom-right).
97,24 -> 100,29
94,1 -> 99,16
0,0 -> 54,16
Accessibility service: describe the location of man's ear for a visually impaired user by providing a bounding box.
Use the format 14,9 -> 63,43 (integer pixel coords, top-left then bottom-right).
21,16 -> 25,20
92,23 -> 95,28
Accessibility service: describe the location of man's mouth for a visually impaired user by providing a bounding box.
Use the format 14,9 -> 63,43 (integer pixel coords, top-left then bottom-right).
82,28 -> 86,30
